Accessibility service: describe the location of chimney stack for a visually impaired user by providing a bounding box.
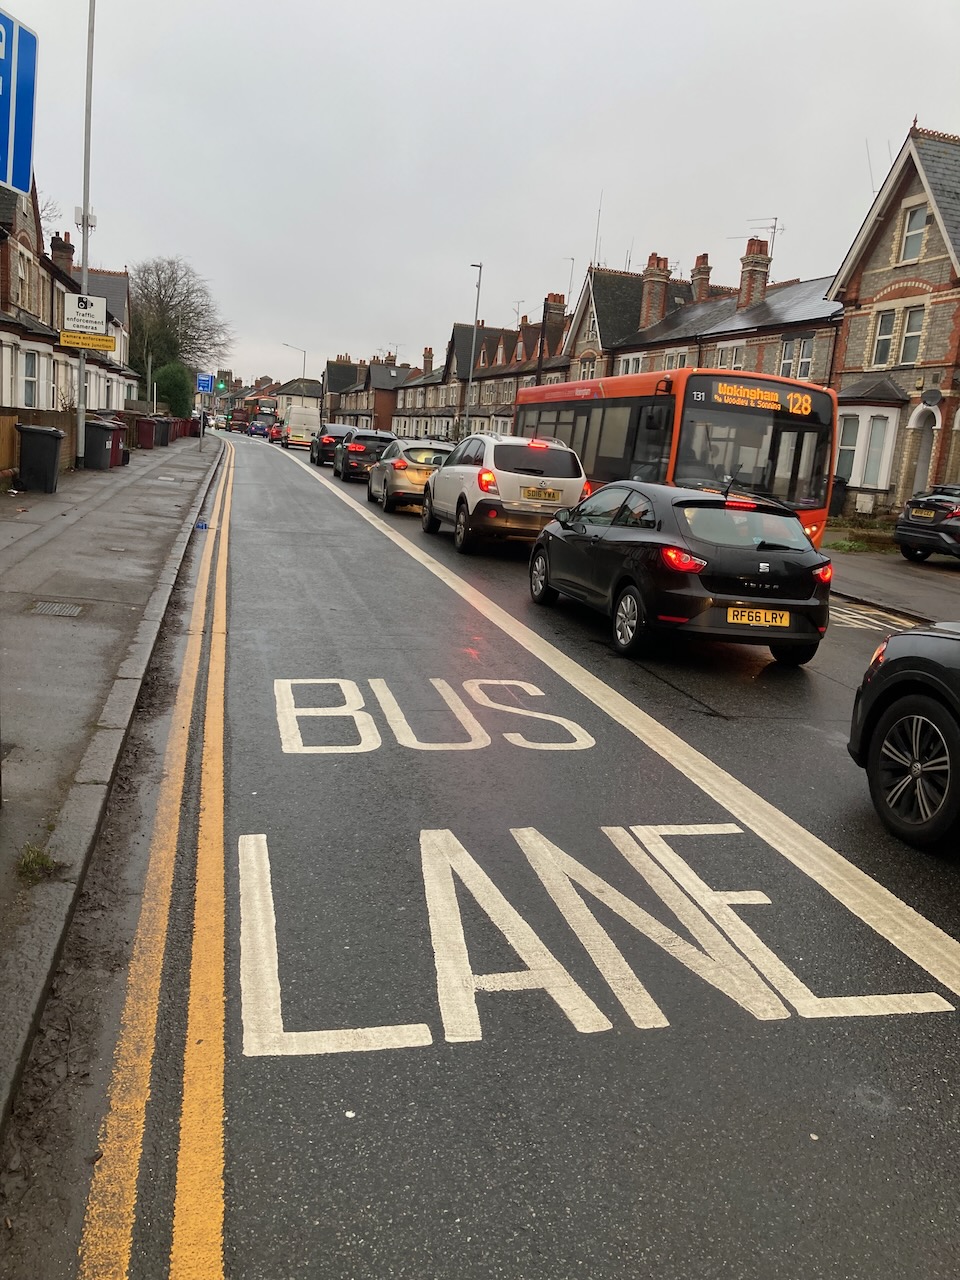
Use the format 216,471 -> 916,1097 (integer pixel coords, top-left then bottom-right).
640,253 -> 671,329
738,238 -> 771,309
50,230 -> 75,273
691,253 -> 712,304
422,346 -> 434,375
385,351 -> 396,365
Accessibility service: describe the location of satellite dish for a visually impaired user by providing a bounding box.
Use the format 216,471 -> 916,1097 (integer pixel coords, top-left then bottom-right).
921,388 -> 943,406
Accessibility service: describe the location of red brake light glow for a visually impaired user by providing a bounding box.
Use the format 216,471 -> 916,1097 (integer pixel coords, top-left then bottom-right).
347,442 -> 366,452
813,562 -> 833,584
528,439 -> 549,449
580,481 -> 593,501
725,499 -> 757,510
392,459 -> 408,470
870,638 -> 888,667
321,435 -> 335,444
660,546 -> 707,573
478,469 -> 499,493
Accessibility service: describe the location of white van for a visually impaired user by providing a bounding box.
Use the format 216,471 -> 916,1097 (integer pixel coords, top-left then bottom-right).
281,405 -> 321,449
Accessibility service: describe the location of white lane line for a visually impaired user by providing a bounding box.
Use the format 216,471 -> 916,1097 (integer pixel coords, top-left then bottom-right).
279,452 -> 960,999
239,834 -> 433,1054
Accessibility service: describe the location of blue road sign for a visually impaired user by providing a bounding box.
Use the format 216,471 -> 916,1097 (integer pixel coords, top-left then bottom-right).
197,373 -> 214,394
0,10 -> 38,197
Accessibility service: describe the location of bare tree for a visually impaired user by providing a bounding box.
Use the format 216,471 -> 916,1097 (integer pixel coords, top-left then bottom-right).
129,256 -> 232,387
37,191 -> 61,244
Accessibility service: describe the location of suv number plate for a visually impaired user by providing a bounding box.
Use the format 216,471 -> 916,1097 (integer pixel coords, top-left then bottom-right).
523,487 -> 561,502
727,607 -> 790,627
910,508 -> 936,519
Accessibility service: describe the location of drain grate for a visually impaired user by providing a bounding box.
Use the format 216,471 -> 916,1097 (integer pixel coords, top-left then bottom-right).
32,601 -> 82,617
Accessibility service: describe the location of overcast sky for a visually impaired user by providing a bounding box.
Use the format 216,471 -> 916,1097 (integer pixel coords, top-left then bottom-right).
16,0 -> 960,385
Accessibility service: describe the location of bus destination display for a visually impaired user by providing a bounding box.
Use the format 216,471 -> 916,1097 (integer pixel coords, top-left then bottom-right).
703,377 -> 822,419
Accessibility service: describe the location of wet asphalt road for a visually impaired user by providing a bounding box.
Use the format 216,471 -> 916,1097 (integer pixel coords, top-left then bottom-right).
62,434 -> 952,1280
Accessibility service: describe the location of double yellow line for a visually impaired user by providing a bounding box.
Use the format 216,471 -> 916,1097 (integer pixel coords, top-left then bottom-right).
79,444 -> 234,1279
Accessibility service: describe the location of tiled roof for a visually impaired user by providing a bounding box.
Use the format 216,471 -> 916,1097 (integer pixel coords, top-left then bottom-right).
612,277 -> 839,350
274,377 -> 324,397
912,128 -> 960,261
837,374 -> 910,404
589,269 -> 645,347
324,360 -> 360,394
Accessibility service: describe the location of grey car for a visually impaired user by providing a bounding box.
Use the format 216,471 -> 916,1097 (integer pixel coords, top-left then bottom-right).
332,428 -> 396,481
366,439 -> 454,512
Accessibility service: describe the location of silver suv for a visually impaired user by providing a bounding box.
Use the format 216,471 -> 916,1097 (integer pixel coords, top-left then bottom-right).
421,433 -> 590,553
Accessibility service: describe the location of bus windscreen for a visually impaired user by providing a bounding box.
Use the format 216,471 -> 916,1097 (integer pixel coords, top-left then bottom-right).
677,376 -> 833,510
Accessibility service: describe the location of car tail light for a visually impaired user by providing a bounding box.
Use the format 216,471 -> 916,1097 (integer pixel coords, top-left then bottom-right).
812,562 -> 833,584
660,546 -> 707,573
391,459 -> 408,470
580,481 -> 593,501
347,442 -> 366,452
528,439 -> 549,449
478,469 -> 499,493
725,499 -> 757,510
321,435 -> 336,444
945,507 -> 960,520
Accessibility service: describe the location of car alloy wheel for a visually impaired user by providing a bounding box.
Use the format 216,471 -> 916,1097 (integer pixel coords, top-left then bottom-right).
366,477 -> 377,503
867,693 -> 960,848
612,584 -> 648,657
422,489 -> 440,534
530,548 -> 558,605
453,503 -> 474,554
900,545 -> 931,562
381,485 -> 396,514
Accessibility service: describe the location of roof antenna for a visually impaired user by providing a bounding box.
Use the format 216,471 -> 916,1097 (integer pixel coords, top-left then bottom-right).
865,138 -> 878,195
593,190 -> 603,265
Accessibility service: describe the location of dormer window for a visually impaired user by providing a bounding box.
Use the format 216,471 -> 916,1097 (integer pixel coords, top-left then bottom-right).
516,340 -> 524,361
900,204 -> 927,262
478,348 -> 487,368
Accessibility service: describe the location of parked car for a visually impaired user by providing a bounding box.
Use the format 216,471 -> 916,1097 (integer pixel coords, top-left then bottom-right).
281,405 -> 321,450
421,433 -> 590,553
332,428 -> 396,480
893,485 -> 960,562
529,481 -> 833,665
249,416 -> 273,438
366,439 -> 454,512
310,425 -> 349,467
849,623 -> 960,848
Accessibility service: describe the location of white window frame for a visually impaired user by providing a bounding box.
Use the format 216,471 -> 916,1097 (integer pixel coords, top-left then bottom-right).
900,203 -> 927,262
23,349 -> 38,407
871,311 -> 895,366
715,344 -> 744,370
663,349 -> 688,371
583,311 -> 597,343
899,307 -> 924,365
579,358 -> 596,380
832,406 -> 896,490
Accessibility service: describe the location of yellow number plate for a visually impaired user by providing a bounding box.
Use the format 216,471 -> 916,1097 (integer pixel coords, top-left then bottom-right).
910,508 -> 935,519
727,607 -> 790,627
523,487 -> 561,502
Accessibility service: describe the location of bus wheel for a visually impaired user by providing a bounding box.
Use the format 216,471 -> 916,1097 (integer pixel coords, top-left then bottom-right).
611,584 -> 649,657
769,641 -> 819,666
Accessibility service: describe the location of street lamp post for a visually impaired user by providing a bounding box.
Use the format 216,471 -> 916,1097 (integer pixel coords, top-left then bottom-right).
282,342 -> 307,406
461,262 -> 482,441
76,0 -> 96,467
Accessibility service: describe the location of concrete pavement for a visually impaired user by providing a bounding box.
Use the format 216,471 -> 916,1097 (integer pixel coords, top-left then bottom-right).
0,444 -> 958,1129
0,433 -> 222,1125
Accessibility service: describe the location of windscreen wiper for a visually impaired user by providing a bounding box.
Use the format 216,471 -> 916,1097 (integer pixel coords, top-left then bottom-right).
755,540 -> 795,551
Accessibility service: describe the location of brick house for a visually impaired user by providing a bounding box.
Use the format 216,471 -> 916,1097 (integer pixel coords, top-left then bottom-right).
275,377 -> 324,412
338,353 -> 418,432
827,126 -> 960,511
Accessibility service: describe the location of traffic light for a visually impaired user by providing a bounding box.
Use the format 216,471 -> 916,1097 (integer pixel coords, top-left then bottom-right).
217,380 -> 225,390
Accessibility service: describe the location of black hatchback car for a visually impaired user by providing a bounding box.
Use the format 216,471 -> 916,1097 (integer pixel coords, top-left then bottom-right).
893,485 -> 960,562
310,425 -> 349,467
332,428 -> 397,481
529,482 -> 832,665
848,623 -> 960,848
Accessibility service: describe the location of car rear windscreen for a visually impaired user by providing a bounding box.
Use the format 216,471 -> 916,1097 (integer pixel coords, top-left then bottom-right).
356,435 -> 387,447
492,444 -> 582,477
404,447 -> 449,464
677,504 -> 810,550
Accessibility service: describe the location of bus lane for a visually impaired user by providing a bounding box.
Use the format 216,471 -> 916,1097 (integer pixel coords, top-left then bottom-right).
215,447 -> 960,1279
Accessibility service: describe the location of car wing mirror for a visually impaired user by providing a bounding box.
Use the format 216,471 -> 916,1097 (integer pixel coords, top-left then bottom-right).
554,507 -> 572,527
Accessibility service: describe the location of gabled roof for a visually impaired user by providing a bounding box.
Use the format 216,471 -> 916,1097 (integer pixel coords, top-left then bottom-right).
612,276 -> 839,350
589,268 -> 645,347
324,359 -> 360,394
369,361 -> 413,390
443,323 -> 510,380
837,374 -> 910,405
274,377 -> 324,397
829,127 -> 960,298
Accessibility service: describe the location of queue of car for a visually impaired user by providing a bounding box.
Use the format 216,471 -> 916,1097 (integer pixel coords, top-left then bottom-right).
228,418 -> 953,856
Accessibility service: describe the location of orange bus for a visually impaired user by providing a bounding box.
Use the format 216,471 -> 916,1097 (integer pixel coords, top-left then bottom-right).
515,369 -> 837,546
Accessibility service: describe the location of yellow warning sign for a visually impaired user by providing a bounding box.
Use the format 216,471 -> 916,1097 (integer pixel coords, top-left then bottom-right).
60,330 -> 116,351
